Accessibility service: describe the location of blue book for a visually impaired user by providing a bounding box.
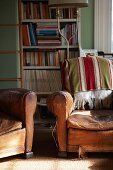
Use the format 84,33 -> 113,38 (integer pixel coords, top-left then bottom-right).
37,30 -> 58,36
28,23 -> 37,46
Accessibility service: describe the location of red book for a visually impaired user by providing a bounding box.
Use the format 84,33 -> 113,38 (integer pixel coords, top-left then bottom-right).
22,24 -> 31,46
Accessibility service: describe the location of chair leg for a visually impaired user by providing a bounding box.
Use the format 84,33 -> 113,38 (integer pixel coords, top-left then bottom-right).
23,151 -> 34,159
78,146 -> 87,159
58,151 -> 67,158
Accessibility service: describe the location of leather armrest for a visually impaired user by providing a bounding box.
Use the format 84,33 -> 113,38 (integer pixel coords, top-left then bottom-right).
0,88 -> 37,152
47,91 -> 73,152
47,91 -> 73,119
0,88 -> 37,123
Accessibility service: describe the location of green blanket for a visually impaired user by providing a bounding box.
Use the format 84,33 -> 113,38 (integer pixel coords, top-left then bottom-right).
62,56 -> 113,94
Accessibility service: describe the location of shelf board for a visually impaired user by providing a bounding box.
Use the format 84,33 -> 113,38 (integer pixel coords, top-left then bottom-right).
23,66 -> 60,70
23,45 -> 78,50
22,18 -> 76,23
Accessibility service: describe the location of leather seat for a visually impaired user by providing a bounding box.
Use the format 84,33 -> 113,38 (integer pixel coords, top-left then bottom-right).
67,110 -> 113,130
0,112 -> 22,136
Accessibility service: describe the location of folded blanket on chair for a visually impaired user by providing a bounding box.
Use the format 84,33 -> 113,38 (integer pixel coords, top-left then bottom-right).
62,56 -> 113,94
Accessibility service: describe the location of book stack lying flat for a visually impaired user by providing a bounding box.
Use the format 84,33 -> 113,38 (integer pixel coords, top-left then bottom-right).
36,22 -> 61,46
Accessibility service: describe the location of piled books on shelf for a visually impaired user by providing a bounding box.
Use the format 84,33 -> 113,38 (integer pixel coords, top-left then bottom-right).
22,22 -> 61,46
36,22 -> 61,46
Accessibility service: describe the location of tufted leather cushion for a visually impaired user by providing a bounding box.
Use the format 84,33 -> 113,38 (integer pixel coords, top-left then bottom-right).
67,110 -> 113,130
0,112 -> 22,136
73,90 -> 113,110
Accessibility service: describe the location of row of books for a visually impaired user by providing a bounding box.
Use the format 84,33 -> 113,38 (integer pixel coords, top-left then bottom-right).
22,22 -> 78,46
22,1 -> 77,20
23,50 -> 78,66
50,8 -> 77,19
22,1 -> 49,19
61,23 -> 78,45
23,51 -> 60,66
23,69 -> 62,92
22,23 -> 37,46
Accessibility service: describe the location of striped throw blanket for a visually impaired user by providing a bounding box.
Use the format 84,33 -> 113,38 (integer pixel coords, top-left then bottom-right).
62,56 -> 113,94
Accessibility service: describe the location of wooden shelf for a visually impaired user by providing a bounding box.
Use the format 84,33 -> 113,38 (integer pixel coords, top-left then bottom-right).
23,66 -> 60,70
23,45 -> 79,50
22,18 -> 77,23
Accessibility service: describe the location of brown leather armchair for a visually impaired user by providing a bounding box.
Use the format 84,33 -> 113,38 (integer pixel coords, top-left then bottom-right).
47,56 -> 113,158
0,88 -> 37,159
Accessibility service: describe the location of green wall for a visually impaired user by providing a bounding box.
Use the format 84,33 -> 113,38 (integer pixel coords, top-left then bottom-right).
0,0 -> 20,88
80,0 -> 94,49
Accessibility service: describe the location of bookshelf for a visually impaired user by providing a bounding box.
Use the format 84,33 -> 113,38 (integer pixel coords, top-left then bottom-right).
19,0 -> 80,127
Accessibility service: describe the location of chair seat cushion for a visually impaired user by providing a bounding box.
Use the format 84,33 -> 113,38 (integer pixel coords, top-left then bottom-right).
67,110 -> 113,130
0,112 -> 22,136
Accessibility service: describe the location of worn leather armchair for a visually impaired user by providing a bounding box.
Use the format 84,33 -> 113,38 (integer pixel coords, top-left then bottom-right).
0,88 -> 37,159
47,56 -> 113,158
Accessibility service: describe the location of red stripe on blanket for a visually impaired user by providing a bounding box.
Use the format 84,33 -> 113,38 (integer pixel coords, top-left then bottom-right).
77,58 -> 82,91
83,57 -> 96,90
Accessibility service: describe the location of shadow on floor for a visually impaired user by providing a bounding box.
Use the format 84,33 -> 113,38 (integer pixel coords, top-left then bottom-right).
33,127 -> 58,158
33,127 -> 113,160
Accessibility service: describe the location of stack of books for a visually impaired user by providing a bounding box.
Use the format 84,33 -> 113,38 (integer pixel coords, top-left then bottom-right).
36,22 -> 61,46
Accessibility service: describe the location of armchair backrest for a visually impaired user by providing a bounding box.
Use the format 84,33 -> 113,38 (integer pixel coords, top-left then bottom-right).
61,56 -> 113,110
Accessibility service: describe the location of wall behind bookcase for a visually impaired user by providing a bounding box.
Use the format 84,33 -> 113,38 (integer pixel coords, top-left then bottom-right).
0,0 -> 21,88
80,0 -> 94,49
